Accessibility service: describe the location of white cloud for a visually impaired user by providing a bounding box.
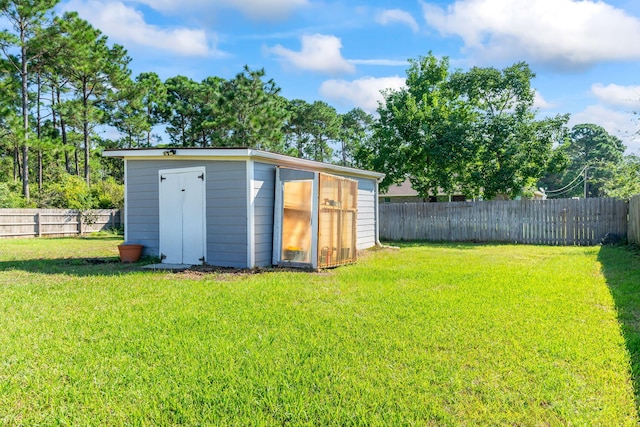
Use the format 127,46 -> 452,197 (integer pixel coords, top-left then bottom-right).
128,0 -> 308,20
534,90 -> 554,109
422,0 -> 640,68
62,0 -> 217,56
375,9 -> 419,33
591,83 -> 640,109
571,105 -> 640,153
319,76 -> 406,113
268,34 -> 355,75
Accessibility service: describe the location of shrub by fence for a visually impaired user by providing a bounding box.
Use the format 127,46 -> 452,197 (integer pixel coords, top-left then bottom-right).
630,195 -> 640,245
380,198 -> 628,246
0,209 -> 121,238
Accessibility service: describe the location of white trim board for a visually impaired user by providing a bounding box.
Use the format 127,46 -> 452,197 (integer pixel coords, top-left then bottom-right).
124,159 -> 129,243
103,148 -> 385,182
246,159 -> 255,268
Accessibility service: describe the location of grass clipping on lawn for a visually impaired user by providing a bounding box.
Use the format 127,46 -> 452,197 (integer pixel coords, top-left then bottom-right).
0,237 -> 637,426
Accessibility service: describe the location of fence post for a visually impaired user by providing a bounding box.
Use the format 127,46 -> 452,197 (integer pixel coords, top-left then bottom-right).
36,212 -> 42,237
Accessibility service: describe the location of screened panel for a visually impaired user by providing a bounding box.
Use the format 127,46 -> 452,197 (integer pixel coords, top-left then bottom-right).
318,174 -> 358,268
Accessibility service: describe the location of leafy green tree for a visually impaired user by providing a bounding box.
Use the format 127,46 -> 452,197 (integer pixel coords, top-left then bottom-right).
163,75 -> 201,147
0,56 -> 22,181
193,76 -> 226,147
28,19 -> 68,193
339,107 -> 373,167
0,0 -> 59,200
94,136 -> 123,182
603,154 -> 640,199
568,124 -> 624,197
304,101 -> 340,162
371,54 -> 474,195
370,54 -> 567,199
283,98 -> 312,157
540,124 -> 625,198
40,172 -> 92,209
0,180 -> 26,206
450,63 -> 569,198
135,71 -> 166,146
55,12 -> 131,185
109,77 -> 150,148
219,66 -> 288,151
91,176 -> 123,208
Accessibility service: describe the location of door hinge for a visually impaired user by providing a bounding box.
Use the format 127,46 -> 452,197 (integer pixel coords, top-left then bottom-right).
160,175 -> 166,182
198,173 -> 204,181
160,253 -> 166,260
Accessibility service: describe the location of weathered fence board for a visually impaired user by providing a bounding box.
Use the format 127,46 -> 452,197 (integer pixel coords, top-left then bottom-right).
0,209 -> 121,238
630,195 -> 640,245
380,198 -> 628,245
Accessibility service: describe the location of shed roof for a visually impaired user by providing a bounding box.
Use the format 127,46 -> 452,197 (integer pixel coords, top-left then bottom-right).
103,148 -> 385,181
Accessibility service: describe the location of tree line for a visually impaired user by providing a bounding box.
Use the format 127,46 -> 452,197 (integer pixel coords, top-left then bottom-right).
369,55 -> 639,200
0,1 -> 638,210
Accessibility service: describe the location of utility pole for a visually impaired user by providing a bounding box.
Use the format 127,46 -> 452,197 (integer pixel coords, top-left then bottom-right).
583,165 -> 588,198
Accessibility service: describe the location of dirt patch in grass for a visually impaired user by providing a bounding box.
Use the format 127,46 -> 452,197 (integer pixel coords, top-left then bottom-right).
177,265 -> 322,280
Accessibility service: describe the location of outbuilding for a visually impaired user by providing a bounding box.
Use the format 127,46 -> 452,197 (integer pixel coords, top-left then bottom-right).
103,148 -> 385,269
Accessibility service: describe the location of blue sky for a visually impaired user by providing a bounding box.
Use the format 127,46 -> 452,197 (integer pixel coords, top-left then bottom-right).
58,0 -> 640,153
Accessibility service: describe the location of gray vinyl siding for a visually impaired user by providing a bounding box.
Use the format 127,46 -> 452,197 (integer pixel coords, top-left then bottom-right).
205,162 -> 247,268
253,162 -> 276,267
125,159 -> 248,267
355,178 -> 377,249
126,160 -> 163,255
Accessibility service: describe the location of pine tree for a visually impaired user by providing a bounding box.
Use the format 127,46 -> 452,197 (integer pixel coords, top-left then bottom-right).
0,0 -> 59,200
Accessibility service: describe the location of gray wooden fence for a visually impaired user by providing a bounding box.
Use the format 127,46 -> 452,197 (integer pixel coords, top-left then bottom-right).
380,198 -> 629,245
629,195 -> 640,245
0,209 -> 121,238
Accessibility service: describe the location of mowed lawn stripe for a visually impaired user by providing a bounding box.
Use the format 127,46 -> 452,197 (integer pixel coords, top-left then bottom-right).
0,237 -> 636,425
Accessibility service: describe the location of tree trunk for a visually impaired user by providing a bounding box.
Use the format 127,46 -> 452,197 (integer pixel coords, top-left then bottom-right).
13,145 -> 20,182
74,144 -> 79,176
51,86 -> 57,130
20,30 -> 30,201
146,105 -> 152,146
36,73 -> 42,191
57,88 -> 71,173
83,79 -> 90,185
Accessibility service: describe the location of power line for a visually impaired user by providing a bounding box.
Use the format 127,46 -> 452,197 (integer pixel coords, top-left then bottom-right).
545,165 -> 587,194
547,175 -> 585,198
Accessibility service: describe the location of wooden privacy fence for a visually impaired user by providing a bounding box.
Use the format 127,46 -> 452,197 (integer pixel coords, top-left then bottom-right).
0,209 -> 121,238
380,198 -> 629,246
630,195 -> 640,245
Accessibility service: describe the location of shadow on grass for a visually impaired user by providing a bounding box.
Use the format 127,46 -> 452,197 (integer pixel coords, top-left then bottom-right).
0,256 -> 157,277
0,254 -> 320,277
382,240 -> 503,250
598,245 -> 640,413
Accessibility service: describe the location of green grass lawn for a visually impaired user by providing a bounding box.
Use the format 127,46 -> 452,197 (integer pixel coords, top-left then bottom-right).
0,237 -> 638,426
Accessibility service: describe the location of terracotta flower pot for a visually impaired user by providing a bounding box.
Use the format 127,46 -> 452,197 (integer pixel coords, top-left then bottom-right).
118,244 -> 144,263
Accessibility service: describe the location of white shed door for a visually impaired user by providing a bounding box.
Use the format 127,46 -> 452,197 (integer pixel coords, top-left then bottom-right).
159,167 -> 206,264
